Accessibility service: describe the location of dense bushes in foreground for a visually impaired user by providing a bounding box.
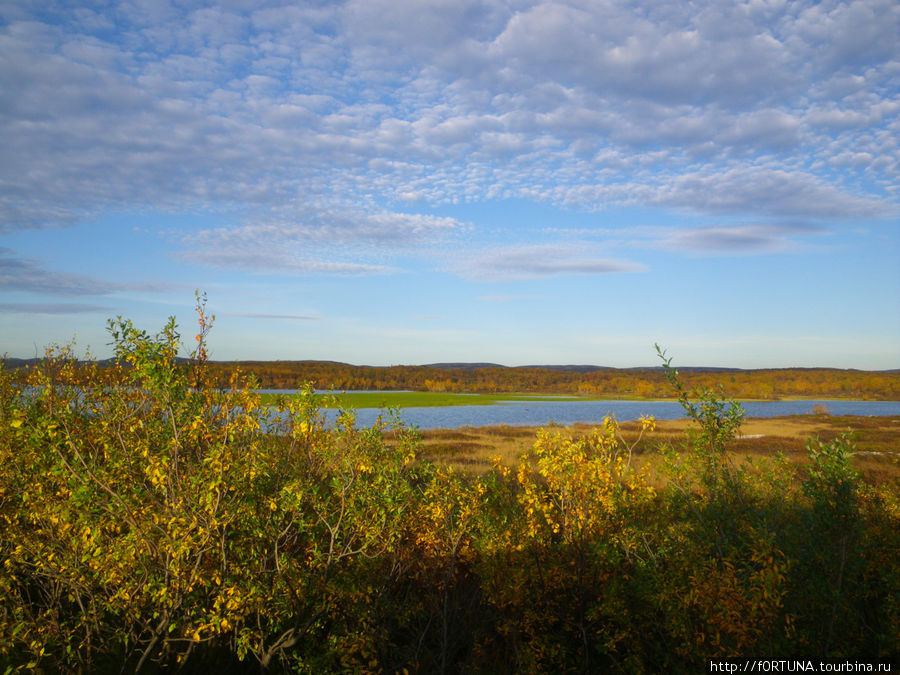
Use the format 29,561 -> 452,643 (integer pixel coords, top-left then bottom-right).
1,305 -> 898,672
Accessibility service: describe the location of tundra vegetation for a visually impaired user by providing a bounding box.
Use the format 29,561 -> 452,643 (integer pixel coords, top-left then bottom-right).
197,359 -> 900,401
1,298 -> 898,672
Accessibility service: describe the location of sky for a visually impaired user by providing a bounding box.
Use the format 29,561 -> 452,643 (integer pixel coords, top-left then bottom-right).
1,0 -> 899,369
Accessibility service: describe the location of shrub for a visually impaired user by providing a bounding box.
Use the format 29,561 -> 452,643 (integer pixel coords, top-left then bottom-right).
1,315 -> 897,672
0,297 -> 424,671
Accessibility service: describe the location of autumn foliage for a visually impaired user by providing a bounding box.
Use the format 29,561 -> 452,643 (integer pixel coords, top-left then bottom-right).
199,359 -> 900,401
1,303 -> 898,672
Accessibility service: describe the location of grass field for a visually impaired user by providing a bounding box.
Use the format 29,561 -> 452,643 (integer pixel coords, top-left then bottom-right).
258,390 -> 584,407
261,391 -> 892,408
257,390 -> 877,408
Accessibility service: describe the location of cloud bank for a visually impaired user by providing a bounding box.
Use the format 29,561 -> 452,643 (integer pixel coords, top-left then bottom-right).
0,0 -> 897,277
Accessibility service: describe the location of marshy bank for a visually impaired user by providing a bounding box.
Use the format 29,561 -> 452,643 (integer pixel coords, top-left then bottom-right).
407,415 -> 900,485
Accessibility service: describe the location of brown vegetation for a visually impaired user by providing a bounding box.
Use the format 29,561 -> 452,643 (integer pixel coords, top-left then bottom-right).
411,415 -> 900,486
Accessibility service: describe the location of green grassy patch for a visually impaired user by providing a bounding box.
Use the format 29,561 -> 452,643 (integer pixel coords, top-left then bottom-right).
259,391 -> 582,408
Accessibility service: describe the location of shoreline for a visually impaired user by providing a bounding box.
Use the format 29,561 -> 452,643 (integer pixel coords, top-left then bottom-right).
259,390 -> 900,408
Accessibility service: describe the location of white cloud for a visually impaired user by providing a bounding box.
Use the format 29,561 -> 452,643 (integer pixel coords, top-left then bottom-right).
648,168 -> 891,218
718,109 -> 803,149
485,2 -> 798,106
459,243 -> 646,281
179,206 -> 466,275
182,248 -> 394,276
0,0 -> 896,244
794,0 -> 900,69
656,223 -> 827,255
228,312 -> 321,320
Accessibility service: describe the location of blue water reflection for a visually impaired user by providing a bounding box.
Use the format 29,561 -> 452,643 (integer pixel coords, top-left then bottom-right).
261,392 -> 900,430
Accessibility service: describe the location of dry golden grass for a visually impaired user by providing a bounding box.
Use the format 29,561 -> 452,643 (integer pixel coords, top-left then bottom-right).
405,415 -> 900,485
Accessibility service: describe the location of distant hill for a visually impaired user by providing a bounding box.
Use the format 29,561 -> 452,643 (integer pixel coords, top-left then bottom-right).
1,357 -> 37,369
516,365 -> 614,373
3,356 -> 895,374
425,363 -> 506,370
4,356 -> 897,399
425,363 -> 741,374
2,357 -> 152,368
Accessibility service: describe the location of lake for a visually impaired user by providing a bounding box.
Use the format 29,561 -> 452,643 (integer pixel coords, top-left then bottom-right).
259,392 -> 900,430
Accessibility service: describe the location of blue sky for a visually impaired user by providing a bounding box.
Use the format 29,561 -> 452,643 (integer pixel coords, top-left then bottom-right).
1,0 -> 898,368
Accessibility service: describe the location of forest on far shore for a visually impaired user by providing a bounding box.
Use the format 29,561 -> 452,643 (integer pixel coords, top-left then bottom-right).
200,360 -> 900,400
5,357 -> 898,400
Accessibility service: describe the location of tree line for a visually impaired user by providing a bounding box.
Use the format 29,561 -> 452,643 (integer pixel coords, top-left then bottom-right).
202,360 -> 900,400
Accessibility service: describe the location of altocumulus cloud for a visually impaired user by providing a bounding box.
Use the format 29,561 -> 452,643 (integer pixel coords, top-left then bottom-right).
648,168 -> 892,219
0,0 -> 897,275
179,209 -> 466,275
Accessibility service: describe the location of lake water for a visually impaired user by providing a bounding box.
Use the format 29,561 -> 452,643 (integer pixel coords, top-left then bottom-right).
258,391 -> 900,430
